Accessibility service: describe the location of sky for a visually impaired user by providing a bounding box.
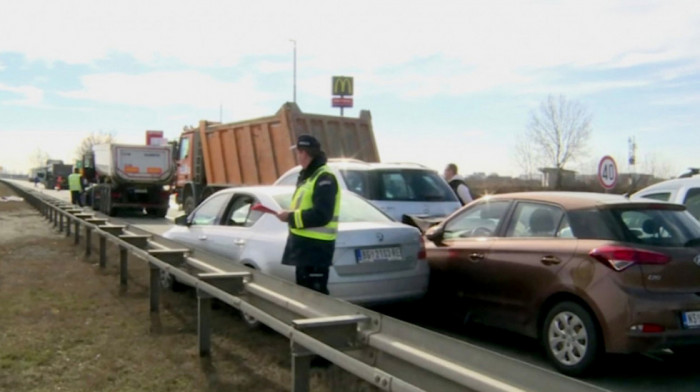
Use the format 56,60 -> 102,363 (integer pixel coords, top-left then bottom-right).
1,0 -> 699,179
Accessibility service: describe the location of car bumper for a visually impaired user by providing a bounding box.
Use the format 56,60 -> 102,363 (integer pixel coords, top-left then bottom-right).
329,272 -> 430,305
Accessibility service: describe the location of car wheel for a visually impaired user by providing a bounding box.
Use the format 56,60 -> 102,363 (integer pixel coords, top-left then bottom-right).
159,270 -> 186,292
542,301 -> 600,376
241,310 -> 261,329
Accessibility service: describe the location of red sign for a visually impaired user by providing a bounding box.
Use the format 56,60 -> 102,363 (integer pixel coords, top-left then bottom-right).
598,155 -> 618,190
146,130 -> 164,146
332,97 -> 353,108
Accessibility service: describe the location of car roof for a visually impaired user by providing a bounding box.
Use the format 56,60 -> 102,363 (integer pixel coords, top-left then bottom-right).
326,159 -> 432,171
480,191 -> 684,210
632,176 -> 700,195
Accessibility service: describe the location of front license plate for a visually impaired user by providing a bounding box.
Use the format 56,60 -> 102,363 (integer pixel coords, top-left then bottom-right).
355,247 -> 402,263
682,311 -> 700,328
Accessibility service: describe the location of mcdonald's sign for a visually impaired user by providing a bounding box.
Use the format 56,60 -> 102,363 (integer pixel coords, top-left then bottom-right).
332,76 -> 354,96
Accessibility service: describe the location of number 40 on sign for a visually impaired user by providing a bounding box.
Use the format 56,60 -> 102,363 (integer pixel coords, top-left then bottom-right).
598,155 -> 618,190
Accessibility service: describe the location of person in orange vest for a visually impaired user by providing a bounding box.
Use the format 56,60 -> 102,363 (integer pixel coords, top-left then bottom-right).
56,175 -> 64,190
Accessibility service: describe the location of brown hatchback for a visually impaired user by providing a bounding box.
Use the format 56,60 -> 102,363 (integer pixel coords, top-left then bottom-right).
424,192 -> 700,376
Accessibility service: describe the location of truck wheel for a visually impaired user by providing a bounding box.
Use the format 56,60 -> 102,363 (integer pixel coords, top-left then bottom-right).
184,195 -> 196,216
159,270 -> 187,292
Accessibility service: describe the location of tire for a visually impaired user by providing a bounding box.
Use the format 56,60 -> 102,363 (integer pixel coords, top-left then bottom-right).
183,194 -> 196,216
159,270 -> 187,292
542,301 -> 600,376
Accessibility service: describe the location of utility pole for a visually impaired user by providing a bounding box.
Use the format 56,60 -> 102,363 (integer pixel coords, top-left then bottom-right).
290,39 -> 297,103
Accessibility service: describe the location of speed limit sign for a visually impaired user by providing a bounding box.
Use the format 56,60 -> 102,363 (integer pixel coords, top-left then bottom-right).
598,155 -> 618,190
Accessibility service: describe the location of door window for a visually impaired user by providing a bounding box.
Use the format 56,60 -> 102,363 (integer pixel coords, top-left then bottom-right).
682,188 -> 700,220
191,193 -> 229,226
443,200 -> 510,239
225,195 -> 263,227
505,203 -> 565,238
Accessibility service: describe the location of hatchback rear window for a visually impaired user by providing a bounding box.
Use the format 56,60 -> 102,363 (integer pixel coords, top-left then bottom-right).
340,169 -> 458,202
569,206 -> 700,247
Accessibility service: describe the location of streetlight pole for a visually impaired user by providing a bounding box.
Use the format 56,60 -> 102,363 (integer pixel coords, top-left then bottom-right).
289,39 -> 297,103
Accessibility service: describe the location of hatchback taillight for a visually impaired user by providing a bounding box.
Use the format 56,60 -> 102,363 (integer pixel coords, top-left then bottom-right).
589,245 -> 670,271
417,236 -> 426,260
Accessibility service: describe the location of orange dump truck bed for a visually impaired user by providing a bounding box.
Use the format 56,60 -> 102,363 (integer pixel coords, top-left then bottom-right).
199,102 -> 379,187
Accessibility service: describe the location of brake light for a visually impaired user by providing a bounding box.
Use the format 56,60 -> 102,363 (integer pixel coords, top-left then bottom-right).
589,246 -> 670,271
111,191 -> 122,199
417,236 -> 426,259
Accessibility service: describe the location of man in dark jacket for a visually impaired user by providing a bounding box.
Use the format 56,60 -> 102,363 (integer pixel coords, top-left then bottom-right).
276,134 -> 340,294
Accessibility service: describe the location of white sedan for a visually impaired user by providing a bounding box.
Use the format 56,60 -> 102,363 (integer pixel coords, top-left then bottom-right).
163,186 -> 430,305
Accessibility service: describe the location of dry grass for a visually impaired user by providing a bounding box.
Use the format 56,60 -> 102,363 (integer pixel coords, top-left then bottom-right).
0,183 -> 368,391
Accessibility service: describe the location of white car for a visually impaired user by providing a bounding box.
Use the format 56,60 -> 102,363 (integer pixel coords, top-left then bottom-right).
163,186 -> 430,305
631,176 -> 700,220
275,159 -> 461,221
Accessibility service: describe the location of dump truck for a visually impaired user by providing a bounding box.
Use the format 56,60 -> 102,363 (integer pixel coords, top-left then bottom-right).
44,160 -> 73,190
175,102 -> 380,214
83,143 -> 175,217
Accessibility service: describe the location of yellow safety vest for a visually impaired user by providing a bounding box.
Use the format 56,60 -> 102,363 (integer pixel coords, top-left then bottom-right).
290,166 -> 340,241
68,173 -> 82,191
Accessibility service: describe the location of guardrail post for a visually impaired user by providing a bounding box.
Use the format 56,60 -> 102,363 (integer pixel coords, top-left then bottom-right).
195,272 -> 251,357
197,289 -> 212,357
291,343 -> 312,392
290,315 -> 370,392
146,249 -> 188,314
97,225 -> 126,268
58,212 -> 64,233
119,246 -> 128,287
149,264 -> 160,313
85,226 -> 92,256
52,208 -> 57,228
65,216 -> 71,237
74,220 -> 80,245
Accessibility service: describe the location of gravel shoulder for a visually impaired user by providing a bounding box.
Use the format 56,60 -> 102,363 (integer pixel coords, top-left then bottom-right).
0,182 -> 361,392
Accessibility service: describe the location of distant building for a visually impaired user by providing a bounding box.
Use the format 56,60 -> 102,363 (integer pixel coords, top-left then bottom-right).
539,167 -> 577,189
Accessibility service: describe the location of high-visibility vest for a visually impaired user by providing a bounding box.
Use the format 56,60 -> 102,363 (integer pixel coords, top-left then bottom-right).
289,166 -> 340,241
68,173 -> 82,191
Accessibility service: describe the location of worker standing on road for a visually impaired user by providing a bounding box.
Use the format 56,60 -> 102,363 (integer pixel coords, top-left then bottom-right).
276,135 -> 340,295
68,168 -> 83,207
444,163 -> 473,205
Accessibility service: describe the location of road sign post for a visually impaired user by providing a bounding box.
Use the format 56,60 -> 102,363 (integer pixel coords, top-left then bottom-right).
598,155 -> 618,191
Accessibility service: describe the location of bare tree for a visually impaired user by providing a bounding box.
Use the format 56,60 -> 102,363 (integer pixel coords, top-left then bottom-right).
30,148 -> 50,168
520,95 -> 593,188
512,134 -> 538,180
74,131 -> 115,161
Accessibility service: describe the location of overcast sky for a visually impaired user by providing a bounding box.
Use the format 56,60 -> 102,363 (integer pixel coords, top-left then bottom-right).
1,0 -> 699,178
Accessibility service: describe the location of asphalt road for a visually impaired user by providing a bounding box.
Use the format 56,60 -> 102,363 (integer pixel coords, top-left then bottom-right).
6,179 -> 698,392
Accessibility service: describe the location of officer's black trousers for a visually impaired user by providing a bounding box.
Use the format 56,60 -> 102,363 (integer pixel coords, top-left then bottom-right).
295,265 -> 330,295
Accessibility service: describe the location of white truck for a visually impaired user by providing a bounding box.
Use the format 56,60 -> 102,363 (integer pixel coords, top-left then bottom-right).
84,143 -> 175,217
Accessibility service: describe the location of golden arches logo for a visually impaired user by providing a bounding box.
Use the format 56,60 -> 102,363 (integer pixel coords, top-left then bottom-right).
332,76 -> 353,96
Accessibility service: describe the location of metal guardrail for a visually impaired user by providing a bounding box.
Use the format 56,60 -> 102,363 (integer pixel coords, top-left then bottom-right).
2,179 -> 609,392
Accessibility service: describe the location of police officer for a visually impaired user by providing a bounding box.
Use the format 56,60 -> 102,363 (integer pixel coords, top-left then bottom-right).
68,168 -> 83,207
276,134 -> 340,294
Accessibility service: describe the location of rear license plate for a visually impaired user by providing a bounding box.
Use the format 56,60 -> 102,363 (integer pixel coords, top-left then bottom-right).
355,247 -> 402,263
134,189 -> 148,194
682,311 -> 700,328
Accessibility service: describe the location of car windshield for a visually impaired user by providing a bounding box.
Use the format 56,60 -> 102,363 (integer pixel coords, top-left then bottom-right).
272,190 -> 393,223
569,206 -> 700,247
340,169 -> 458,202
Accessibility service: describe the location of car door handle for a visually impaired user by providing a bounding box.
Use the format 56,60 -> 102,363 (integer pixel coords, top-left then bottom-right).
234,239 -> 246,246
468,253 -> 484,262
198,235 -> 207,241
541,256 -> 561,266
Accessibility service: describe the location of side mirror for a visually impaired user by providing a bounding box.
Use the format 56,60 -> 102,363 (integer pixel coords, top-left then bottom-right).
425,225 -> 445,243
174,214 -> 190,226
